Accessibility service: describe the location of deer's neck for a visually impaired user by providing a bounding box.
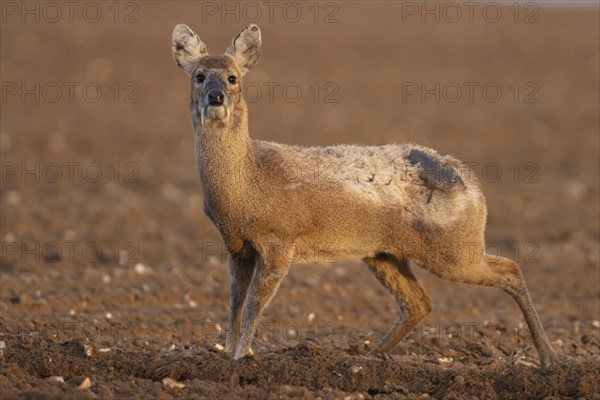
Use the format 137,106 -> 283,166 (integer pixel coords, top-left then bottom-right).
193,102 -> 256,226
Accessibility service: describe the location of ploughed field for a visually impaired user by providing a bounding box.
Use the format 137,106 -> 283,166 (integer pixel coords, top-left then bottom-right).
1,3 -> 598,399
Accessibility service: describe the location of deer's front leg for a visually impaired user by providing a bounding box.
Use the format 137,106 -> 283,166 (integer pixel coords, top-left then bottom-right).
234,252 -> 290,360
225,253 -> 256,356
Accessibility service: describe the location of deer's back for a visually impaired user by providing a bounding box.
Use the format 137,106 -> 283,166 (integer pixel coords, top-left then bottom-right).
253,140 -> 478,204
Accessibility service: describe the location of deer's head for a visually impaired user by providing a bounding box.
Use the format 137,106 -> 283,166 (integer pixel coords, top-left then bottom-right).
172,24 -> 262,127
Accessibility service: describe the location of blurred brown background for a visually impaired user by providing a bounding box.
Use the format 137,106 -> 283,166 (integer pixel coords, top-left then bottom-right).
1,1 -> 599,398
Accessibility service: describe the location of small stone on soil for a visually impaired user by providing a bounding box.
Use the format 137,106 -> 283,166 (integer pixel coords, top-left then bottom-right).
6,191 -> 21,205
162,377 -> 185,389
575,345 -> 588,356
351,365 -> 363,374
564,181 -> 587,201
78,377 -> 91,390
515,357 -> 537,368
437,357 -> 453,365
134,263 -> 149,274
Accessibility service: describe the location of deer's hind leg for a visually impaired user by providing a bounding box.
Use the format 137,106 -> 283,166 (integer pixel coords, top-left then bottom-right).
425,252 -> 557,369
364,254 -> 432,355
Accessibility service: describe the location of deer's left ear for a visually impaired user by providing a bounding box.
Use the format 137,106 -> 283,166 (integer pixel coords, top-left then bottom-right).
225,24 -> 262,75
172,24 -> 208,76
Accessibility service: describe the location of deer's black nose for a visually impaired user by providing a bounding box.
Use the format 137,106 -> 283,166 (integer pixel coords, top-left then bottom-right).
208,90 -> 224,106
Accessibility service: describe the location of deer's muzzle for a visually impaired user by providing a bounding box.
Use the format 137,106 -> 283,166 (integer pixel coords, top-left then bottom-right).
201,104 -> 230,126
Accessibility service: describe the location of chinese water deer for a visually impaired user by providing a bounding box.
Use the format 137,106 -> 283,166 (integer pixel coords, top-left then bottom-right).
171,23 -> 557,368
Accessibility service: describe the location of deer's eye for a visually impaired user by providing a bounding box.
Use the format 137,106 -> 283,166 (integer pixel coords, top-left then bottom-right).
196,74 -> 205,84
228,75 -> 237,84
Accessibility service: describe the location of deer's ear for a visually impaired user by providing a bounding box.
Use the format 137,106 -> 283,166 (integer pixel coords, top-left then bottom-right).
172,24 -> 208,76
225,24 -> 261,75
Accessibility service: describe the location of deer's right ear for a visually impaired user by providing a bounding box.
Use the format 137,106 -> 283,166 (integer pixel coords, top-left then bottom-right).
172,24 -> 208,76
225,24 -> 262,75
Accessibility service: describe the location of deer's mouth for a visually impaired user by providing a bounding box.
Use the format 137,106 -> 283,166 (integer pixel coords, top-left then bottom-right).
201,105 -> 230,125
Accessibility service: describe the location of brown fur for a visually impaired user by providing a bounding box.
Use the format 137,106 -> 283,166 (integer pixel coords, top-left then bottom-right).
172,24 -> 558,368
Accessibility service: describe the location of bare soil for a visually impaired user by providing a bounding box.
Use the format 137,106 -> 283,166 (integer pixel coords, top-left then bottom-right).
1,2 -> 599,399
